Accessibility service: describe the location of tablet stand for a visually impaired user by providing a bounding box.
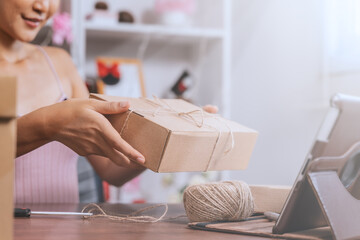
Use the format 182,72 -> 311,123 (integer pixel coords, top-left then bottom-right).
298,141 -> 360,240
274,141 -> 360,239
307,171 -> 360,240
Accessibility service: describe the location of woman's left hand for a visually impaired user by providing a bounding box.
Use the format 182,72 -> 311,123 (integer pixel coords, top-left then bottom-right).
203,105 -> 219,114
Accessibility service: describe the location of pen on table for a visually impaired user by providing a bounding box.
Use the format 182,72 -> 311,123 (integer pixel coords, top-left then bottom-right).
14,208 -> 93,217
264,211 -> 280,221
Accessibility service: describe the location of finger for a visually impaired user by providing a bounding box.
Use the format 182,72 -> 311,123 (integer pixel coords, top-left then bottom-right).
91,134 -> 135,167
109,150 -> 144,169
113,138 -> 146,164
100,119 -> 145,164
96,141 -> 138,168
100,139 -> 143,169
90,99 -> 130,115
203,105 -> 218,114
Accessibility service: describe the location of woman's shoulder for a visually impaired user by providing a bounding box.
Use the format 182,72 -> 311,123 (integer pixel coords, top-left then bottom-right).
39,45 -> 88,98
40,46 -> 72,63
30,45 -> 82,97
37,45 -> 77,78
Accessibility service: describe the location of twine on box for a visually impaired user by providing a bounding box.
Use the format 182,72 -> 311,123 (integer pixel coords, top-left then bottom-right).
81,181 -> 254,223
118,96 -> 235,171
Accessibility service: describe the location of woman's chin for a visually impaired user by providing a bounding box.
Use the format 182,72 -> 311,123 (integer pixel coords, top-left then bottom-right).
18,33 -> 39,43
13,28 -> 41,43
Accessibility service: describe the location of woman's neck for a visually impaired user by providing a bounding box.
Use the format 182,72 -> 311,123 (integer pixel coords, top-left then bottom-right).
0,30 -> 28,63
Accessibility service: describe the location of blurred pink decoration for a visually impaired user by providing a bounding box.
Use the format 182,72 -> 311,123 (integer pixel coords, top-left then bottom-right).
52,12 -> 73,45
122,176 -> 141,193
155,0 -> 196,14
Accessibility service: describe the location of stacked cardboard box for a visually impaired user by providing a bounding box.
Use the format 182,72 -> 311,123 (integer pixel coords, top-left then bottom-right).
250,185 -> 291,213
0,77 -> 16,240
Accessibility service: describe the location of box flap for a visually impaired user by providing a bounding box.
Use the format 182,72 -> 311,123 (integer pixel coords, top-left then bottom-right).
105,109 -> 171,172
0,77 -> 16,118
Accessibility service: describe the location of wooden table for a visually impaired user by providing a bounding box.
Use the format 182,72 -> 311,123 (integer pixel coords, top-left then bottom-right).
14,203 -> 270,240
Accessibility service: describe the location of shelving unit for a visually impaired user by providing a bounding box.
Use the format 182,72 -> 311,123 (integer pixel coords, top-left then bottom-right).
68,0 -> 233,118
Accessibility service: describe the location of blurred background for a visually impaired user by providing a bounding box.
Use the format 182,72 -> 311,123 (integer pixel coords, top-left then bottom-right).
40,0 -> 360,203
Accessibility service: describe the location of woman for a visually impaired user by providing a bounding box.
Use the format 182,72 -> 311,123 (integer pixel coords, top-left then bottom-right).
1,0 -> 218,204
0,0 -> 154,203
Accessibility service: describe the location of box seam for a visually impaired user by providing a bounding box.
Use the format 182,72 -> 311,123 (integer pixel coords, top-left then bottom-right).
156,129 -> 171,172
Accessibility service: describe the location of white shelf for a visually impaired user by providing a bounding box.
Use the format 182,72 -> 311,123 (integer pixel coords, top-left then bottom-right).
85,22 -> 224,40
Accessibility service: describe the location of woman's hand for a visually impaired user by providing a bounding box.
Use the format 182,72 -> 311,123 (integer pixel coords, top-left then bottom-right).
203,105 -> 219,114
28,99 -> 145,168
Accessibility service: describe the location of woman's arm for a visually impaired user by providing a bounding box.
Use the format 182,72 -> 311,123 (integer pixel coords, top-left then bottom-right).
87,155 -> 145,187
17,93 -> 145,167
17,107 -> 52,156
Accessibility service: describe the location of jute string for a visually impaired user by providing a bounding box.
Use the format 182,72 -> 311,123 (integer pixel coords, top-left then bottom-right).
81,181 -> 254,223
183,181 -> 254,222
118,96 -> 235,171
81,203 -> 169,223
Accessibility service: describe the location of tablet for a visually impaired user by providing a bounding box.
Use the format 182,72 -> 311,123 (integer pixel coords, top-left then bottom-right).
273,93 -> 360,234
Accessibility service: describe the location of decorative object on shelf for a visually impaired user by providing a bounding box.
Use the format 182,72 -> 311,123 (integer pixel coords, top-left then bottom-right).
94,1 -> 108,10
97,61 -> 120,85
86,1 -> 117,25
164,70 -> 193,101
96,57 -> 146,98
118,11 -> 135,23
171,70 -> 192,98
155,0 -> 197,27
51,12 -> 73,46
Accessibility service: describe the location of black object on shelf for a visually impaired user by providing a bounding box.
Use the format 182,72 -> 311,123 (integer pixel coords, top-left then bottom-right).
95,1 -> 108,10
118,11 -> 135,23
171,70 -> 191,97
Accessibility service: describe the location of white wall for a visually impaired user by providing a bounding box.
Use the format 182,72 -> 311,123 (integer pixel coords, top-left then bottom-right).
228,0 -> 328,186
77,0 -> 360,188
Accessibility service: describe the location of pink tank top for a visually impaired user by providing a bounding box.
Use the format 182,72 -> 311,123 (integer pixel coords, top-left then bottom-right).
14,46 -> 79,203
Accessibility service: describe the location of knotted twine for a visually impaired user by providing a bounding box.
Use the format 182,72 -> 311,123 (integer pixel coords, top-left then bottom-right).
119,96 -> 235,171
81,180 -> 254,223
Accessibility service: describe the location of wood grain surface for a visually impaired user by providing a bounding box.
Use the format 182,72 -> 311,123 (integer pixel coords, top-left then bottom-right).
14,203 -> 270,240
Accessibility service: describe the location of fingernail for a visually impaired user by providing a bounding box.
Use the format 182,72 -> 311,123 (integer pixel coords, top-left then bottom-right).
120,101 -> 129,108
137,156 -> 145,163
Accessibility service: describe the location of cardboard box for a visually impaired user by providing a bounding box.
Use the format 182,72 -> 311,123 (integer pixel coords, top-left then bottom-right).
250,185 -> 291,213
0,76 -> 16,240
91,94 -> 258,172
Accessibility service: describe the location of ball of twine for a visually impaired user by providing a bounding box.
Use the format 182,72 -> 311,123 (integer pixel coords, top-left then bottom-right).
183,181 -> 254,222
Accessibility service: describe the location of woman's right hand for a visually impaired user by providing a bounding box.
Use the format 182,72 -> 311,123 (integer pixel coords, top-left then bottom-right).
19,99 -> 145,168
50,99 -> 145,168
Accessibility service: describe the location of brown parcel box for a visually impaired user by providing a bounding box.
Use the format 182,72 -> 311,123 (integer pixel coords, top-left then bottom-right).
0,77 -> 16,240
91,94 -> 258,172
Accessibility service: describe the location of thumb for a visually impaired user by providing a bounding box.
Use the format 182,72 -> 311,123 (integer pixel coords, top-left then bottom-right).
91,100 -> 130,115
